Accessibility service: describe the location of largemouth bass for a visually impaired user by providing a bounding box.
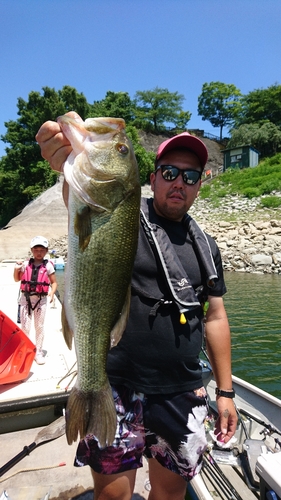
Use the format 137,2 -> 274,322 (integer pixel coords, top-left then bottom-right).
57,113 -> 141,447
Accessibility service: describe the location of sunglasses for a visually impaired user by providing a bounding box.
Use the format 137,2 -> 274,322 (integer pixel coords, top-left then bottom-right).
155,165 -> 202,185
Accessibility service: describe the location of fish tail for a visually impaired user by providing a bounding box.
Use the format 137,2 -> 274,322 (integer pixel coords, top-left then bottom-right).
87,380 -> 117,448
65,382 -> 117,448
65,387 -> 89,445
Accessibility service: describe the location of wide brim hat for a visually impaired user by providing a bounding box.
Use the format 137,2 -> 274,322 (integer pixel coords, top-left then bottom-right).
156,132 -> 208,169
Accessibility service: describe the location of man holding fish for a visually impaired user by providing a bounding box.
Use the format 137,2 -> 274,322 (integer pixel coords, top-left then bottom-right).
36,112 -> 237,500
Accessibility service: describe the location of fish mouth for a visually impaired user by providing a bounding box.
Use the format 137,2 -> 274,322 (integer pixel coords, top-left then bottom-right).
57,115 -> 125,135
57,115 -> 126,157
85,117 -> 125,134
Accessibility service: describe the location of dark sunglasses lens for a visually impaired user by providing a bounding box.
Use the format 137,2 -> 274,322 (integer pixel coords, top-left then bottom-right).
161,166 -> 179,181
158,165 -> 201,185
182,171 -> 201,185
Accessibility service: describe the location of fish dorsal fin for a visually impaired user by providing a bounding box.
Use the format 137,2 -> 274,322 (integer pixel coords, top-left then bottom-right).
110,286 -> 131,348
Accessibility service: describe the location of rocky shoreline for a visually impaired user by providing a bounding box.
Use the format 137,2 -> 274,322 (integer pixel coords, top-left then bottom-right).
48,185 -> 281,275
192,202 -> 281,275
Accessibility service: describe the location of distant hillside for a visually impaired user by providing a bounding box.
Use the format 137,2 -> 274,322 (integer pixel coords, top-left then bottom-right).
138,130 -> 224,174
0,131 -> 224,260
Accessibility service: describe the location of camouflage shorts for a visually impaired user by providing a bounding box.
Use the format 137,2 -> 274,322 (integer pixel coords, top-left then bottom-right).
74,384 -> 208,481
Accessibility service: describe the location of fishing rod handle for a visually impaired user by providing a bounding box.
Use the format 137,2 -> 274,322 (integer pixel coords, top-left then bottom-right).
0,441 -> 36,477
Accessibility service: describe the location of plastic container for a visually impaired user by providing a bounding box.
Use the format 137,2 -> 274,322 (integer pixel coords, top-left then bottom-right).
256,451 -> 281,500
54,257 -> 65,270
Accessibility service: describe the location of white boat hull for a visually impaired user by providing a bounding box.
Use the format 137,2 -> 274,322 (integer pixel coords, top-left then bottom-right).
188,369 -> 281,500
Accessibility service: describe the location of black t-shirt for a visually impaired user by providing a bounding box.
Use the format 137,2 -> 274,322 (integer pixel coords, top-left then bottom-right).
106,201 -> 226,394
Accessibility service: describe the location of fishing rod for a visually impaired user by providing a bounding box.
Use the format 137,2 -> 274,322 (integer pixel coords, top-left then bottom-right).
203,451 -> 244,500
237,407 -> 281,437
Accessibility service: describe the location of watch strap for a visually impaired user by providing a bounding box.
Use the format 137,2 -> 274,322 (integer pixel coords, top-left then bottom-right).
215,387 -> 235,398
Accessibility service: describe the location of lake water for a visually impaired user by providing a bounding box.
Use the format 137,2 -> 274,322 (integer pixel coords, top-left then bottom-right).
55,270 -> 281,400
223,272 -> 281,400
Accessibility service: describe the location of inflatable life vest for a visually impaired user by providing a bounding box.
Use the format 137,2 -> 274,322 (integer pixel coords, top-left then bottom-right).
138,198 -> 218,323
20,259 -> 50,296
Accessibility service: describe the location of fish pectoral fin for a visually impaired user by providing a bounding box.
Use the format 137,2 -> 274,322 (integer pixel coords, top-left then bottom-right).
61,304 -> 74,350
110,286 -> 131,348
74,205 -> 92,251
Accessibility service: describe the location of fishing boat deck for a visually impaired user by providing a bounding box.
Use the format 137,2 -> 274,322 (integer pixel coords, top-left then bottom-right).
0,260 -> 77,432
0,423 -> 150,500
1,260 -> 281,499
0,260 -> 150,499
195,376 -> 281,500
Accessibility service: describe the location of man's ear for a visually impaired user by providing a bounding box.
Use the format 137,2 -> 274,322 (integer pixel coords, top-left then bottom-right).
150,172 -> 156,192
196,180 -> 202,198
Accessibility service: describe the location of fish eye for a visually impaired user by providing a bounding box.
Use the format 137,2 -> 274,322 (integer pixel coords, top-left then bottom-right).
116,143 -> 129,155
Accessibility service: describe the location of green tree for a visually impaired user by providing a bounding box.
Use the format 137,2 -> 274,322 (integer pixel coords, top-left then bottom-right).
91,91 -> 135,123
236,84 -> 281,127
2,85 -> 91,153
134,87 -> 191,132
198,81 -> 242,140
0,86 -> 91,227
228,122 -> 281,157
125,125 -> 155,184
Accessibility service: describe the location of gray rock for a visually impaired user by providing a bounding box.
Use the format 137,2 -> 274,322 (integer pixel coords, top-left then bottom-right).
251,254 -> 272,266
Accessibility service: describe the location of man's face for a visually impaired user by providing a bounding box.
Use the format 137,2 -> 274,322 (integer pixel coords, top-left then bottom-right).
150,149 -> 202,221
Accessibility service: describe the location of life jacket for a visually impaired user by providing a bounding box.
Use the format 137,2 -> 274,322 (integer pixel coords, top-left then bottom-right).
137,198 -> 218,323
20,259 -> 50,295
20,259 -> 50,314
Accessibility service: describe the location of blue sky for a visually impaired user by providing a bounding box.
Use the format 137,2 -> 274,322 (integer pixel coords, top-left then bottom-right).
1,0 -> 280,158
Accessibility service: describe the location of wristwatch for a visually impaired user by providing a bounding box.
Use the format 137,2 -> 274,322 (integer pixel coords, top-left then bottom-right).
215,387 -> 235,398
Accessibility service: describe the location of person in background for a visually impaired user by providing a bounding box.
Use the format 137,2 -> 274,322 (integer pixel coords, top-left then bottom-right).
36,113 -> 237,500
13,236 -> 57,364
